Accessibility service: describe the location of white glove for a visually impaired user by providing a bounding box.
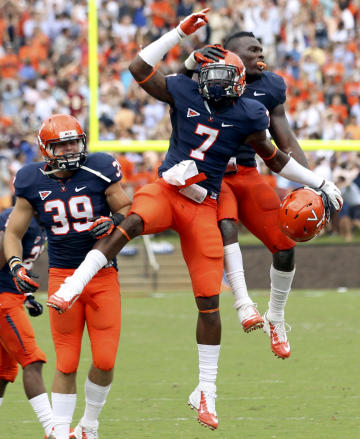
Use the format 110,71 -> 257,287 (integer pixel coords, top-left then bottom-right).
318,180 -> 343,212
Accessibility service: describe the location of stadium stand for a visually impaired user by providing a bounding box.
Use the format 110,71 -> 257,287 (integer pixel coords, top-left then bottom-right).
0,0 -> 359,239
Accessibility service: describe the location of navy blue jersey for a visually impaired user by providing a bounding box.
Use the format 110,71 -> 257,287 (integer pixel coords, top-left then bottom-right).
14,153 -> 122,269
159,74 -> 269,195
0,208 -> 46,294
236,71 -> 286,167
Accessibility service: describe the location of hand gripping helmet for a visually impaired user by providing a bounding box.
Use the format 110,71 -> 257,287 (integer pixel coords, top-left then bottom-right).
37,114 -> 87,171
198,49 -> 246,101
278,187 -> 331,242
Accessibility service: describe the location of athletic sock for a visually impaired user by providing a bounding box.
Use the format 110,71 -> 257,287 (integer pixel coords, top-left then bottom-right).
52,392 -> 77,439
224,243 -> 252,309
0,397 -> 3,406
29,393 -> 53,437
82,378 -> 111,425
197,344 -> 220,391
267,265 -> 296,321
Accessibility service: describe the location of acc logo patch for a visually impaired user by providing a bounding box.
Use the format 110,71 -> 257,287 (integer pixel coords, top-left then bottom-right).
39,191 -> 52,200
187,108 -> 200,117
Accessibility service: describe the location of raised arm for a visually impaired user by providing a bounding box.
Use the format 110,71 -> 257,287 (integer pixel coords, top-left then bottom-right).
129,8 -> 210,104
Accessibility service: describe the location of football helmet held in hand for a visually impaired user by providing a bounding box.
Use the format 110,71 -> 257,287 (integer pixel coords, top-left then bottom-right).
278,187 -> 330,242
38,114 -> 87,171
198,50 -> 246,101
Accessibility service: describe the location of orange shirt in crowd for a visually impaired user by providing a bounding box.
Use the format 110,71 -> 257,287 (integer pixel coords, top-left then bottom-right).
345,124 -> 360,139
329,103 -> 348,123
344,81 -> 360,107
150,0 -> 175,28
0,51 -> 20,78
322,61 -> 345,83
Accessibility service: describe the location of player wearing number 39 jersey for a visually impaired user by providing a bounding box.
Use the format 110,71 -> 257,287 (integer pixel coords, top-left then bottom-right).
47,9 -> 342,432
4,114 -> 131,439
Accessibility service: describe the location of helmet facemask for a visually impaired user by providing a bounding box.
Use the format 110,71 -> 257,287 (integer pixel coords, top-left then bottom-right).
47,136 -> 87,171
199,63 -> 246,102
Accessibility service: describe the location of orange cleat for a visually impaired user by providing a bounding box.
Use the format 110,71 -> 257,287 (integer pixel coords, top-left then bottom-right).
263,312 -> 291,359
46,281 -> 82,314
188,386 -> 218,430
47,293 -> 79,314
237,303 -> 264,333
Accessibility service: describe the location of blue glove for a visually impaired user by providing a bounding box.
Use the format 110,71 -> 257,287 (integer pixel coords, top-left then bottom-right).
25,295 -> 43,317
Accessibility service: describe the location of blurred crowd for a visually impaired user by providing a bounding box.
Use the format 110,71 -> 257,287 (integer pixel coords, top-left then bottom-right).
0,0 -> 360,240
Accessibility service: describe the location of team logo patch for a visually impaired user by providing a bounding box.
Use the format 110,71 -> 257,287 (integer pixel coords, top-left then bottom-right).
39,190 -> 52,200
187,108 -> 200,118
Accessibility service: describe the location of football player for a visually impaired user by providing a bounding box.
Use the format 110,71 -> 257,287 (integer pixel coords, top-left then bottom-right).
47,10 -> 342,431
0,209 -> 57,437
181,32 -> 314,360
4,114 -> 132,439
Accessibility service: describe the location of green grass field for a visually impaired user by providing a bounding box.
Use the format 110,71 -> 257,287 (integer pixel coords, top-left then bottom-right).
2,289 -> 360,439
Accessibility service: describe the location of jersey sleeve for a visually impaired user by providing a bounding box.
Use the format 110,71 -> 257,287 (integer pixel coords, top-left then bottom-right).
89,153 -> 123,185
166,74 -> 196,105
14,164 -> 38,200
247,101 -> 270,133
267,72 -> 286,108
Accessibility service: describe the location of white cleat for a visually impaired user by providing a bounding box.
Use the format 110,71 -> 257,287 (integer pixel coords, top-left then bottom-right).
263,311 -> 291,359
74,418 -> 99,439
188,385 -> 218,430
237,303 -> 264,333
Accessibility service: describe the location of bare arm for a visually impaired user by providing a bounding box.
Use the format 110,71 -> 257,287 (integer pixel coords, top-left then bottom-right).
0,231 -> 5,270
269,103 -> 309,168
105,181 -> 132,215
129,56 -> 174,105
4,197 -> 35,262
245,130 -> 290,173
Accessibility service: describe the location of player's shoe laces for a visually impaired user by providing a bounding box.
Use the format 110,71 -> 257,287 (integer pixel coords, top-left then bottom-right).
237,302 -> 264,333
74,418 -> 99,439
45,427 -> 75,438
47,281 -> 81,314
263,311 -> 291,359
188,385 -> 218,430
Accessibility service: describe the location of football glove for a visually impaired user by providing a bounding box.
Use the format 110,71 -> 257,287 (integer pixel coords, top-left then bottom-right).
8,257 -> 40,294
25,295 -> 43,317
194,44 -> 227,63
318,180 -> 343,212
88,212 -> 125,240
177,8 -> 210,37
184,44 -> 226,71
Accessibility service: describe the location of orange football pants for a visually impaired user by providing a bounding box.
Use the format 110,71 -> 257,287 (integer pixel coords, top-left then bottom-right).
218,165 -> 296,253
0,293 -> 46,382
48,267 -> 121,374
129,179 -> 223,297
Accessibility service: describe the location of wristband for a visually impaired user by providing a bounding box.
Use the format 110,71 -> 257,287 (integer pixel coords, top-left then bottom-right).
184,52 -> 198,71
8,256 -> 22,272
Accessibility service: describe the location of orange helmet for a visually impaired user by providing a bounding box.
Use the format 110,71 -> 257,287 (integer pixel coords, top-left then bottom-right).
37,114 -> 87,171
278,187 -> 330,242
199,49 -> 246,101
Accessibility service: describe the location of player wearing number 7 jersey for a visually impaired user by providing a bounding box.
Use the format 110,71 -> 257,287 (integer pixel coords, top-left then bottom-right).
4,114 -> 131,439
47,8 -> 342,432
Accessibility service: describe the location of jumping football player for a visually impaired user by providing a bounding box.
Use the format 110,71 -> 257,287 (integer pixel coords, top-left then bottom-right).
182,32 -> 312,359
